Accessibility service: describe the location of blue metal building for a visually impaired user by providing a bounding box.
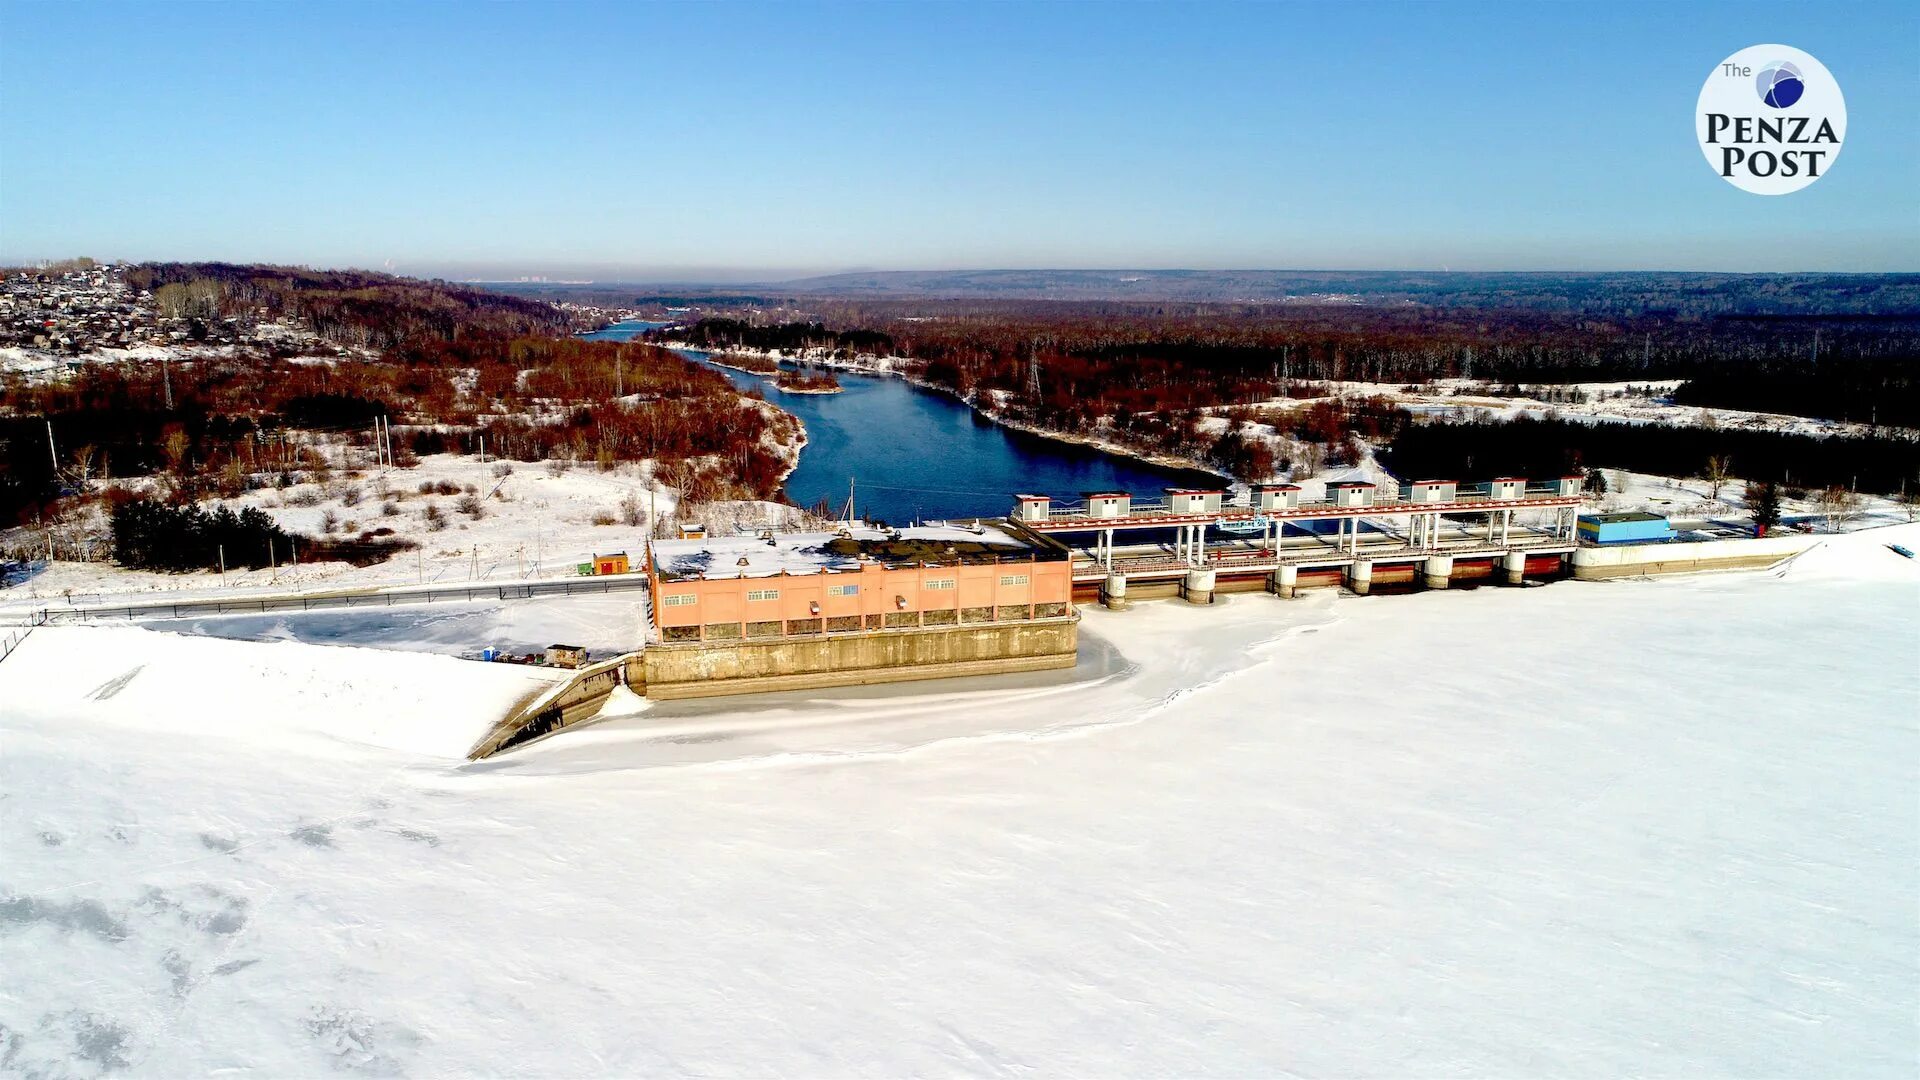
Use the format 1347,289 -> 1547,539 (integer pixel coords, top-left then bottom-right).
1577,512 -> 1676,545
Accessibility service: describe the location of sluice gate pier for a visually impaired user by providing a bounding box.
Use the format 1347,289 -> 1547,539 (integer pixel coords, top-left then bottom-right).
1006,475 -> 1586,605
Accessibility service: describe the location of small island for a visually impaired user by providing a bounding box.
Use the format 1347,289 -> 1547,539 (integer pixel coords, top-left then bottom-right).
774,368 -> 844,395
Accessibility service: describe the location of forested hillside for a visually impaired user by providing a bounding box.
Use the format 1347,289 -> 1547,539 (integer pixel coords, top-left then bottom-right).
2,266 -> 795,534
126,263 -> 577,349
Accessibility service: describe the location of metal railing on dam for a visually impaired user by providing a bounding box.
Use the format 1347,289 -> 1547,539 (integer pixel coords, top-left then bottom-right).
21,571 -> 652,626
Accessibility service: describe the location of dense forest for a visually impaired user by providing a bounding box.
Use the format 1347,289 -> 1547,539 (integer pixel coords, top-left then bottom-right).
670,317 -> 894,358
658,299 -> 1920,429
1380,415 -> 1920,497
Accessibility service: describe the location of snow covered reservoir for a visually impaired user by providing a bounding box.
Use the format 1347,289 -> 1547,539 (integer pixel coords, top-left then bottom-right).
0,525 -> 1915,1075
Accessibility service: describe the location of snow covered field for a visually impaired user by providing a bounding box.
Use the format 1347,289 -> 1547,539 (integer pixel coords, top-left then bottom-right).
0,455 -> 818,619
3,527 -> 1916,1076
1226,378 -> 1910,440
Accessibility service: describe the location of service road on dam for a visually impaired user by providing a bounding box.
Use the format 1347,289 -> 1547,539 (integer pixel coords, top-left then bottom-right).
10,570 -> 652,626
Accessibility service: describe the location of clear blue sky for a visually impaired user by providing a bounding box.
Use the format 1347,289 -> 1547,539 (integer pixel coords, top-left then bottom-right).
3,1 -> 1914,277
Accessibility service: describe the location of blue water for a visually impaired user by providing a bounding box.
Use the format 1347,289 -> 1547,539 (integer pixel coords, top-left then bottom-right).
580,320 -> 1221,522
579,320 -> 673,339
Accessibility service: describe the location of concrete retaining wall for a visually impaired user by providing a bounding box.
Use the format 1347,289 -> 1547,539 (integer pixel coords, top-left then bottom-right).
1571,535 -> 1815,580
640,617 -> 1079,700
469,656 -> 632,758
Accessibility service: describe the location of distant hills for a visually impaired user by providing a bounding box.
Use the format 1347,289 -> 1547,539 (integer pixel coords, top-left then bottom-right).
775,269 -> 1920,315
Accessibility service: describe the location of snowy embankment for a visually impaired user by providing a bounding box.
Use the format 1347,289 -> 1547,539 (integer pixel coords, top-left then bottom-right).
1,625 -> 558,758
2,525 -> 1916,1075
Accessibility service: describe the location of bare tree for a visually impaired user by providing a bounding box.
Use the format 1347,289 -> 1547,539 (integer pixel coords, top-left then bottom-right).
1704,455 -> 1733,503
1814,486 -> 1864,533
69,444 -> 98,486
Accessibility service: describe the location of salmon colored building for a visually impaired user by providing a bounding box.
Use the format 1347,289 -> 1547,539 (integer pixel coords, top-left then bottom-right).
645,525 -> 1074,644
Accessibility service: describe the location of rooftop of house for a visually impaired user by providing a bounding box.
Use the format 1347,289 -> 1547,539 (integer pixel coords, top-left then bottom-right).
1580,511 -> 1671,525
648,522 -> 1053,581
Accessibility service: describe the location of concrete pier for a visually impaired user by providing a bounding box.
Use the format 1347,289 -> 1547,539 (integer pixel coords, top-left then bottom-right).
1102,572 -> 1130,610
1182,567 -> 1216,605
1503,550 -> 1528,585
1345,560 -> 1373,596
1272,563 -> 1299,598
1422,554 -> 1454,590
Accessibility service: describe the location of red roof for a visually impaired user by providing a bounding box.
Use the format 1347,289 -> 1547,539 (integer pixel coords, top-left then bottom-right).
1081,491 -> 1130,498
1014,494 -> 1050,502
1327,480 -> 1376,488
1254,483 -> 1301,491
1164,488 -> 1224,495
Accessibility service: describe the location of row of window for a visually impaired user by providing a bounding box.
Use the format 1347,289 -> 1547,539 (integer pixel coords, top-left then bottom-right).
667,575 -> 1032,607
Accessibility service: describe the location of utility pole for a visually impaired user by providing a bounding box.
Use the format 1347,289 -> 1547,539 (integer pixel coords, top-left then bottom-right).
218,544 -> 226,587
616,353 -> 624,397
46,419 -> 58,476
162,356 -> 173,410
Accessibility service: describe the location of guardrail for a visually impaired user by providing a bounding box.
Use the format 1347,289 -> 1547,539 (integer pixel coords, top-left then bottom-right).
24,572 -> 653,626
0,627 -> 30,664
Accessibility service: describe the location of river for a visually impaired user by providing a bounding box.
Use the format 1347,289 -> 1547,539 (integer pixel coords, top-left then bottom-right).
580,320 -> 1221,522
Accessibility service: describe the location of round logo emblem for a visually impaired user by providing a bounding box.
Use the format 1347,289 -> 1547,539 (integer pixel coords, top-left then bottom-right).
1756,61 -> 1804,108
1696,44 -> 1845,195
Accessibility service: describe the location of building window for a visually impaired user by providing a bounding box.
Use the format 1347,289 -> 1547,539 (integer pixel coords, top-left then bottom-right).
924,579 -> 956,590
827,584 -> 859,596
998,574 -> 1029,586
661,593 -> 697,607
746,588 -> 780,602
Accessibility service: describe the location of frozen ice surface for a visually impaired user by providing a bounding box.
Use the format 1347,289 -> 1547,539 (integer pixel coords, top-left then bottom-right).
2,526 -> 1916,1076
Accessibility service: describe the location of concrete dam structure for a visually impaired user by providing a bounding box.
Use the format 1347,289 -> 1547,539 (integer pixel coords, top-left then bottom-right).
1011,475 -> 1587,606
470,473 -> 1814,758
